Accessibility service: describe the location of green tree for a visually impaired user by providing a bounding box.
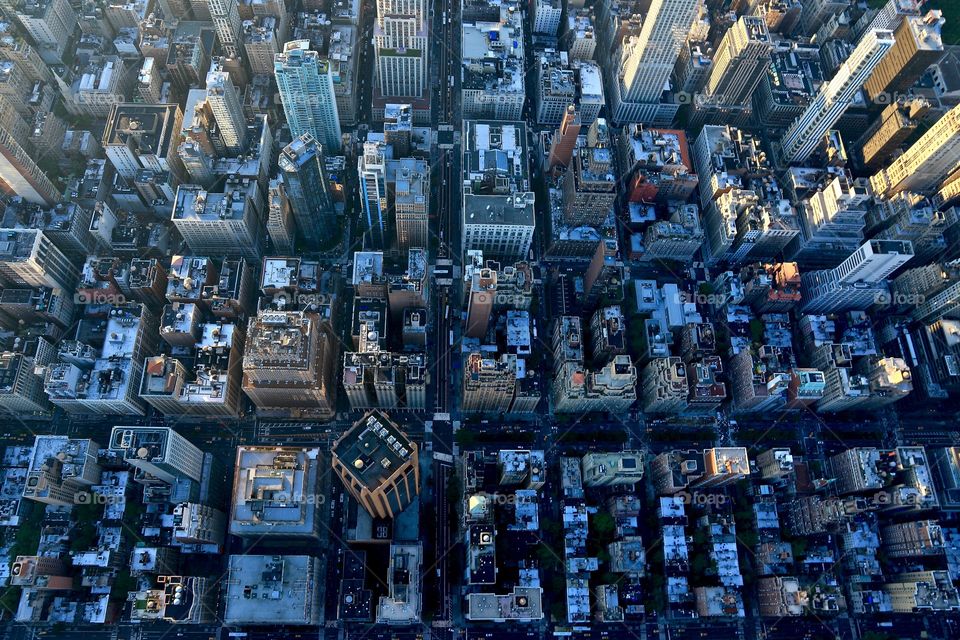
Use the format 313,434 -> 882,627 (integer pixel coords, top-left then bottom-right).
536,543 -> 562,572
591,512 -> 616,539
791,538 -> 808,560
445,474 -> 462,507
454,429 -> 477,447
110,570 -> 136,602
0,586 -> 21,617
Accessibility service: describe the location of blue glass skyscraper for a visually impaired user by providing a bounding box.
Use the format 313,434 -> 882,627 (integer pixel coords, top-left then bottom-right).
278,133 -> 335,249
274,40 -> 343,153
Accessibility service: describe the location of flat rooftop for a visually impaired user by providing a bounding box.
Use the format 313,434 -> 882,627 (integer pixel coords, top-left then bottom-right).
0,229 -> 40,262
243,311 -> 316,370
261,257 -> 300,290
222,555 -> 321,625
28,435 -> 98,477
230,446 -> 320,537
376,543 -> 421,624
467,587 -> 543,621
352,251 -> 385,286
172,183 -> 252,223
332,412 -> 416,491
463,120 -> 530,188
103,103 -> 179,155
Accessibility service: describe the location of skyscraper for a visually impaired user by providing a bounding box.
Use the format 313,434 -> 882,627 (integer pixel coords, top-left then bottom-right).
462,120 -> 536,260
230,446 -> 322,540
384,103 -> 413,155
533,0 -> 563,36
832,239 -> 915,283
356,129 -> 427,253
861,0 -> 922,34
703,16 -> 772,106
0,229 -> 77,289
465,251 -> 496,339
547,105 -> 581,172
275,40 -> 342,152
780,29 -> 895,164
241,310 -> 337,417
207,0 -> 242,58
374,0 -> 428,98
204,66 -> 246,155
102,103 -> 186,188
859,97 -> 930,169
171,180 -> 264,261
0,126 -> 60,205
393,157 -> 429,252
801,239 -> 914,313
12,0 -> 76,64
798,0 -> 847,37
611,0 -> 701,123
462,353 -> 517,414
266,178 -> 296,253
358,138 -> 389,249
23,436 -> 101,506
864,11 -> 943,103
332,411 -> 420,519
871,102 -> 960,197
109,426 -> 205,486
278,134 -> 335,250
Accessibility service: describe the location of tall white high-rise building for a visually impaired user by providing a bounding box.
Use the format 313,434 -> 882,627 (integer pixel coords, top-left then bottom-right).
171,180 -> 264,261
205,66 -> 246,154
801,239 -> 914,314
833,239 -> 914,283
871,103 -> 960,198
612,0 -> 701,123
359,138 -> 389,249
704,16 -> 772,105
533,0 -> 563,36
207,0 -> 242,58
275,40 -> 342,152
13,0 -> 76,63
780,29 -> 895,164
862,0 -> 922,34
0,127 -> 60,206
462,121 -> 535,260
109,426 -> 205,486
374,0 -> 428,98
